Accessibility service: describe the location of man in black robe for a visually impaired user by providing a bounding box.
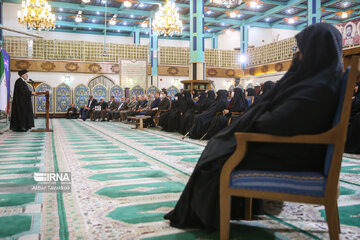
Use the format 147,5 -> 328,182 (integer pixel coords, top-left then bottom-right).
165,23 -> 344,230
10,70 -> 36,132
66,104 -> 78,119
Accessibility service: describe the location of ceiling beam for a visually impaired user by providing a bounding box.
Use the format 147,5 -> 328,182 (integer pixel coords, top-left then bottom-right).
244,0 -> 304,24
55,20 -> 214,37
4,0 -> 152,17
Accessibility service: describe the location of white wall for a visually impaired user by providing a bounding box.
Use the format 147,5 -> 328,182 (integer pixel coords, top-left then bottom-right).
217,26 -> 300,50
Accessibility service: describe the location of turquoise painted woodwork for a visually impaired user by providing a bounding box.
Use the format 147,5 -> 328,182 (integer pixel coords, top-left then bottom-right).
130,85 -> 144,97
35,83 -> 53,114
92,84 -> 108,101
167,86 -> 180,98
110,85 -> 124,101
74,84 -> 90,110
190,0 -> 205,63
146,86 -> 160,96
55,83 -> 71,113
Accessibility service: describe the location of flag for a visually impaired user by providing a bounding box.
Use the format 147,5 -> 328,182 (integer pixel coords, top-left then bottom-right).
0,50 -> 10,113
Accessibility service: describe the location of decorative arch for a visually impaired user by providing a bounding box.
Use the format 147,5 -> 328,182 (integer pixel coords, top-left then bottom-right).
35,83 -> 53,114
55,83 -> 72,113
146,85 -> 160,96
87,75 -> 115,90
92,84 -> 108,101
130,85 -> 144,97
167,86 -> 180,98
110,85 -> 124,101
73,84 -> 90,110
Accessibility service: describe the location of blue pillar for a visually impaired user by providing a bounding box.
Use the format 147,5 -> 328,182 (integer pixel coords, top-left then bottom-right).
190,0 -> 204,63
240,25 -> 248,54
133,29 -> 140,44
240,25 -> 249,79
189,0 -> 205,80
212,33 -> 218,49
150,18 -> 158,85
307,0 -> 321,26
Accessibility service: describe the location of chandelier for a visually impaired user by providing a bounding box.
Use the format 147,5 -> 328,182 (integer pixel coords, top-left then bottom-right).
152,0 -> 183,37
17,0 -> 56,31
210,0 -> 242,8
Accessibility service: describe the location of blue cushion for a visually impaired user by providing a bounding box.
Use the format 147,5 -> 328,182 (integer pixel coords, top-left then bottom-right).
230,170 -> 326,197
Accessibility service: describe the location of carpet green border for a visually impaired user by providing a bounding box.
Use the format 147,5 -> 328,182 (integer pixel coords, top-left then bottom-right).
85,121 -> 191,177
51,119 -> 69,240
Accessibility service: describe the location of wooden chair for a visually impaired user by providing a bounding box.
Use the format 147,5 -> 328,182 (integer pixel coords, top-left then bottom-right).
154,109 -> 168,127
219,56 -> 359,240
246,96 -> 254,106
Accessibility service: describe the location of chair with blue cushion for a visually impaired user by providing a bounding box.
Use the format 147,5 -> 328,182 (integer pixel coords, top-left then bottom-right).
246,96 -> 254,106
219,56 -> 359,240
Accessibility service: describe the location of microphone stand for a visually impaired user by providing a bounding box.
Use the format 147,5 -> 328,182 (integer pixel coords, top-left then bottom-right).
28,80 -> 37,119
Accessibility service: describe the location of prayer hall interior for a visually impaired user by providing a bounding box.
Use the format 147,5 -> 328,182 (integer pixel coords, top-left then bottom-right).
0,0 -> 360,239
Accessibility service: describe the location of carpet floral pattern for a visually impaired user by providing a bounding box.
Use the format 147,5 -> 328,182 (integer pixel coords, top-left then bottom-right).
0,118 -> 359,239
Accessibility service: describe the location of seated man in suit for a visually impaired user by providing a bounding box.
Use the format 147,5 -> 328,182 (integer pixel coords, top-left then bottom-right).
105,96 -> 120,121
67,104 -> 78,119
112,97 -> 129,121
120,96 -> 138,122
81,95 -> 98,121
128,94 -> 149,117
145,91 -> 171,127
93,97 -> 108,121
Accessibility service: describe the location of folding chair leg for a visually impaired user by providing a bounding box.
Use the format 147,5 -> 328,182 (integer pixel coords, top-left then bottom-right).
325,200 -> 340,240
220,193 -> 231,240
182,131 -> 190,139
200,132 -> 208,141
244,198 -> 253,220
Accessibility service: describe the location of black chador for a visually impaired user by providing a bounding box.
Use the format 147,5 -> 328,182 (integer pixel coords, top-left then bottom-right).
165,91 -> 194,132
345,82 -> 360,154
189,90 -> 228,139
159,93 -> 182,131
207,88 -> 248,138
165,23 -> 344,230
10,70 -> 35,132
178,91 -> 208,135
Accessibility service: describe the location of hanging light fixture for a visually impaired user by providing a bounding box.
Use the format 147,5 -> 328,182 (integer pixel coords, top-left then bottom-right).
210,0 -> 242,9
152,0 -> 183,37
75,11 -> 82,23
109,14 -> 117,25
123,1 -> 132,8
17,0 -> 56,31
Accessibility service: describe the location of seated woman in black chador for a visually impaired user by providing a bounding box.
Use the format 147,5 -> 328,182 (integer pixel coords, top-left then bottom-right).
189,90 -> 228,139
345,81 -> 360,154
179,91 -> 213,135
166,91 -> 194,132
159,93 -> 182,130
164,23 -> 344,230
206,88 -> 248,139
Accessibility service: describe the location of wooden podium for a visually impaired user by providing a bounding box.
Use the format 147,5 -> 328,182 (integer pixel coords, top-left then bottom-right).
181,80 -> 213,92
31,91 -> 53,132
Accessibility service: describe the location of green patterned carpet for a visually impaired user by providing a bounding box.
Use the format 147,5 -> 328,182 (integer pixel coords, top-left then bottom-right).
0,118 -> 359,239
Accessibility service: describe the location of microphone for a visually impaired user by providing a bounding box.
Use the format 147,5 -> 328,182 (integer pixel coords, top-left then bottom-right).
28,79 -> 34,83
